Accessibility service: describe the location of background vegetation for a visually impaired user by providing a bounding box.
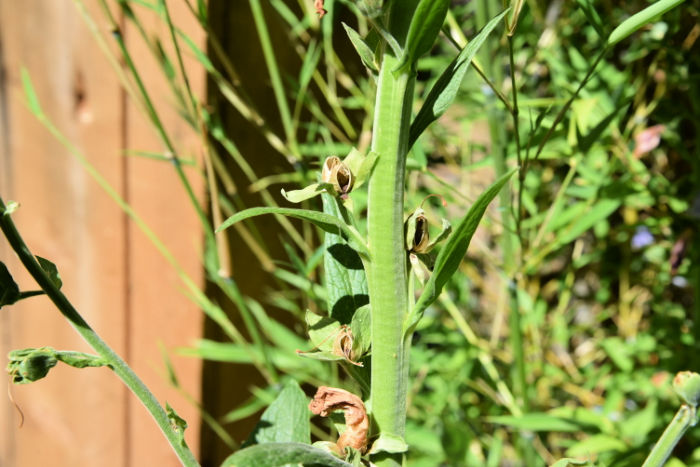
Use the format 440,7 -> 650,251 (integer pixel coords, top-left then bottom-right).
8,0 -> 700,465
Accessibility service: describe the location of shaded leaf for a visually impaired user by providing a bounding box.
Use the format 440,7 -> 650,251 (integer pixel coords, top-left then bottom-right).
281,183 -> 332,203
0,262 -> 21,308
409,9 -> 508,148
36,256 -> 62,290
222,442 -> 352,467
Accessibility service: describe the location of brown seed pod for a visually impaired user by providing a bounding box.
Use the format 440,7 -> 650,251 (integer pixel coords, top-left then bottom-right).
322,156 -> 354,197
309,386 -> 369,453
332,325 -> 363,366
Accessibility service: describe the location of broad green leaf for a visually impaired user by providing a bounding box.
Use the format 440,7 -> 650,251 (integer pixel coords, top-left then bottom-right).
217,207 -> 368,256
406,169 -> 516,333
342,23 -> 378,73
222,442 -> 352,467
0,262 -> 21,308
555,198 -> 620,246
245,380 -> 310,445
409,9 -> 508,148
370,433 -> 409,454
394,0 -> 450,74
36,256 -> 62,290
600,337 -> 633,372
305,310 -> 340,352
21,68 -> 43,116
488,413 -> 582,432
322,193 -> 368,323
608,0 -> 685,46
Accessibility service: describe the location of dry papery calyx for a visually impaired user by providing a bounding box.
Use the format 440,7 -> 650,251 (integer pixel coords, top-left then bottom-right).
322,156 -> 354,197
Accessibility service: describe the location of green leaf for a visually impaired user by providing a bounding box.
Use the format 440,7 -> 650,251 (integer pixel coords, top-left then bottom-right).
565,434 -> 627,457
246,380 -> 310,446
0,262 -> 21,308
281,183 -> 332,203
21,68 -> 43,116
222,442 -> 353,467
7,347 -> 106,384
322,193 -> 368,323
305,310 -> 341,352
406,169 -> 516,333
369,433 -> 409,454
409,9 -> 508,148
342,23 -> 378,73
36,256 -> 62,290
394,0 -> 450,74
488,413 -> 583,432
165,403 -> 189,447
349,305 -> 371,355
217,207 -> 368,256
607,0 -> 685,46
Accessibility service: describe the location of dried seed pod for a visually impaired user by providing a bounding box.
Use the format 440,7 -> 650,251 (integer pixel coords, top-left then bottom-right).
321,156 -> 354,197
405,209 -> 429,253
332,325 -> 363,366
309,386 -> 369,453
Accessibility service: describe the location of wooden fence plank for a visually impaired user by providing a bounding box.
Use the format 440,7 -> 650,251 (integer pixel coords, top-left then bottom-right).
0,1 -> 203,465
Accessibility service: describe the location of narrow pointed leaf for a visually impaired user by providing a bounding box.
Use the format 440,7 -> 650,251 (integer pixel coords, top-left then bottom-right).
21,68 -> 43,116
406,169 -> 517,332
394,0 -> 450,73
607,0 -> 685,46
342,23 -> 378,73
409,9 -> 509,148
281,183 -> 331,203
217,207 -> 367,256
222,442 -> 353,467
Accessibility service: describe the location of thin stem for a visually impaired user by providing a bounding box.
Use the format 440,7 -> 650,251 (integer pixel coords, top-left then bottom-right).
642,405 -> 698,467
0,199 -> 199,467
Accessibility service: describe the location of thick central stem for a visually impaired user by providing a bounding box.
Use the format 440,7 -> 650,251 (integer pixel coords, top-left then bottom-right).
367,49 -> 415,462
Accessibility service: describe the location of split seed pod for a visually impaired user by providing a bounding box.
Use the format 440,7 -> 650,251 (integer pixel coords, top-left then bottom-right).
322,156 -> 354,197
405,209 -> 430,253
332,325 -> 362,366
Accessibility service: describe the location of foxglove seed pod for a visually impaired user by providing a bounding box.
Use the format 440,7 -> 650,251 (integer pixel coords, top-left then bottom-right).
322,156 -> 354,196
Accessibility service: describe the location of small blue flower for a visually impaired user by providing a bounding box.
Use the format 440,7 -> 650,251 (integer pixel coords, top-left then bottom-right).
631,225 -> 653,250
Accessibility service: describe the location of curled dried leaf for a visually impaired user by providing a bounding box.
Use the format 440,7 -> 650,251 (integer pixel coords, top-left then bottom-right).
309,386 -> 369,453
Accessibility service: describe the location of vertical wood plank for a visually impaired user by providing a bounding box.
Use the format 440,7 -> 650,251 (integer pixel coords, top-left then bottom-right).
0,1 -> 203,465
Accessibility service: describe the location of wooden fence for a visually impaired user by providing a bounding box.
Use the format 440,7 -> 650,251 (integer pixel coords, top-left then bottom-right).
0,1 -> 204,465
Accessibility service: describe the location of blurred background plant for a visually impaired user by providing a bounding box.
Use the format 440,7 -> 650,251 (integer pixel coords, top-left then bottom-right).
3,0 -> 699,465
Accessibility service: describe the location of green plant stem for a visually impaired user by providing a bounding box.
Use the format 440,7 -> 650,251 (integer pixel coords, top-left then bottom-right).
642,404 -> 698,467
367,50 -> 415,466
0,198 -> 199,467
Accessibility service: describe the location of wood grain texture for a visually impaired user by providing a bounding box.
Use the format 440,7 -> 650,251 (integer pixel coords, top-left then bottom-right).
0,1 -> 203,465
